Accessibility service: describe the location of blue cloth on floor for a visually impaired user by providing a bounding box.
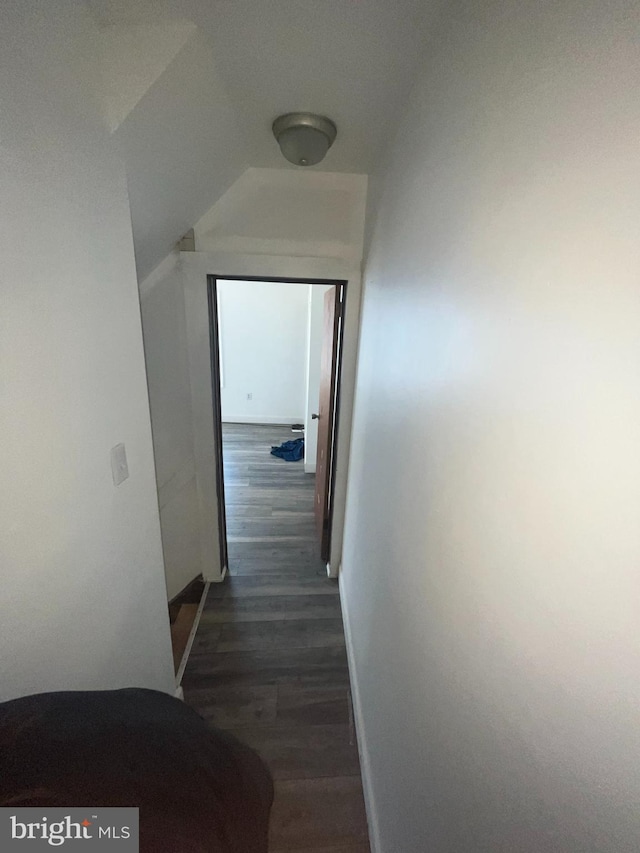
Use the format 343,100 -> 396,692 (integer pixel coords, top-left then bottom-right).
270,437 -> 304,462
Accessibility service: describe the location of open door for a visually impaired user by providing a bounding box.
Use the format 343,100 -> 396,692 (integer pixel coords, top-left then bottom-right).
314,285 -> 343,562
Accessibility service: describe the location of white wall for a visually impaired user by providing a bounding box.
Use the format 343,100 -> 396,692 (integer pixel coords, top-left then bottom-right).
140,254 -> 200,601
218,280 -> 309,424
304,285 -> 334,473
1,1 -> 175,701
341,1 -> 640,850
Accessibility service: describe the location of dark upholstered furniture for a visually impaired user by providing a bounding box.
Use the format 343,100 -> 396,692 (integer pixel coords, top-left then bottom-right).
0,688 -> 273,852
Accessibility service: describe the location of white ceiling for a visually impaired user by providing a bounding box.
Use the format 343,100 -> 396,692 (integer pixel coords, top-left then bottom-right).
194,168 -> 368,267
87,0 -> 434,276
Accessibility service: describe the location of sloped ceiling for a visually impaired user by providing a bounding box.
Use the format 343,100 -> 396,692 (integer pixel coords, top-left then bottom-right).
110,28 -> 250,279
88,0 -> 434,278
194,168 -> 368,266
100,22 -> 197,132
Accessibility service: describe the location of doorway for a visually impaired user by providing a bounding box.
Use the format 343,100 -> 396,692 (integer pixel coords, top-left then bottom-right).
207,276 -> 346,576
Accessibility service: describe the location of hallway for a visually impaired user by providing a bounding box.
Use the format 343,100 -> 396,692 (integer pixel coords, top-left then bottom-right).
182,424 -> 370,852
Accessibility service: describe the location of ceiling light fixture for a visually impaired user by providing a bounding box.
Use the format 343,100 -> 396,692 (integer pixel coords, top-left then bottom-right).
272,112 -> 337,167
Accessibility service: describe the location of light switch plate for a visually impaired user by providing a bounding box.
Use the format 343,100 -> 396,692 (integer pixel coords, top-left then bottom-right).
111,443 -> 129,486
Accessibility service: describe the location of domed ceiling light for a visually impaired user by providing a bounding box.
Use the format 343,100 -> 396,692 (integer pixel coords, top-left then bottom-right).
272,112 -> 337,167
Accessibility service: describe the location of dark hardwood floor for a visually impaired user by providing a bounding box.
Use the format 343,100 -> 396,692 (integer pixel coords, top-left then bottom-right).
182,424 -> 370,853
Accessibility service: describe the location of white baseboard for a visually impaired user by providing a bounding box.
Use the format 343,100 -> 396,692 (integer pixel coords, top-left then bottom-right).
339,573 -> 381,853
222,416 -> 304,426
207,564 -> 227,583
175,580 -> 210,687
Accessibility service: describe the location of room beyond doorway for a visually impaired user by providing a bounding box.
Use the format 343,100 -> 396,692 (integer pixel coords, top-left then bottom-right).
208,276 -> 346,575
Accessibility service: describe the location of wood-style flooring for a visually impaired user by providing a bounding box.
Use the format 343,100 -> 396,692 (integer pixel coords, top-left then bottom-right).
182,424 -> 370,853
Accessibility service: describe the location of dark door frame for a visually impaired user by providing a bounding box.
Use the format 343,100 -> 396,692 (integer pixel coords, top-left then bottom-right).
206,274 -> 347,574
